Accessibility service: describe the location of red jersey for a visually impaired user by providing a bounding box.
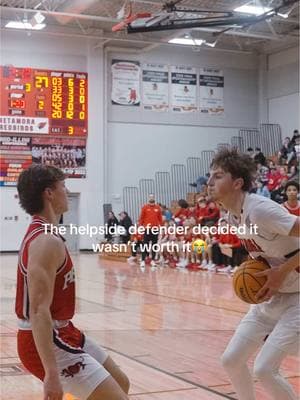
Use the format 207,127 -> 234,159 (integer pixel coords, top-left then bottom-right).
15,216 -> 75,321
139,203 -> 163,227
283,201 -> 300,216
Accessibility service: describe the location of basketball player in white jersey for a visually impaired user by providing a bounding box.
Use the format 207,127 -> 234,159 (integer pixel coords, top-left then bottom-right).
207,148 -> 299,400
16,165 -> 129,400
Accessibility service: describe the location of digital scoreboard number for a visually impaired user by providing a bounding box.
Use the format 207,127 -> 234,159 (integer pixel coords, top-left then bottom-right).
0,66 -> 88,136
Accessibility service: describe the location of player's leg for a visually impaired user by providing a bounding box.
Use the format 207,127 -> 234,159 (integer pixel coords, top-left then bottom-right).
253,302 -> 299,400
83,335 -> 130,394
87,376 -> 128,400
221,306 -> 274,400
254,342 -> 298,400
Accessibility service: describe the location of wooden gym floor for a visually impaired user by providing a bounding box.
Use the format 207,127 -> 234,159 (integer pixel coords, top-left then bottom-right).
1,253 -> 299,399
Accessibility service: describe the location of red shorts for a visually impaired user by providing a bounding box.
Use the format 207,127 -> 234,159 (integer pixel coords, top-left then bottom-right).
18,321 -> 83,380
18,321 -> 109,399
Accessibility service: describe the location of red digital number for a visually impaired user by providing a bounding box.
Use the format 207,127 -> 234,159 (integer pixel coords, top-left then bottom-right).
10,99 -> 25,109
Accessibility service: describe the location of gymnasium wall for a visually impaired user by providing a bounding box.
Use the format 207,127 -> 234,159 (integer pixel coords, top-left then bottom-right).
267,46 -> 300,136
107,47 -> 258,213
0,30 -> 273,251
1,31 -> 105,250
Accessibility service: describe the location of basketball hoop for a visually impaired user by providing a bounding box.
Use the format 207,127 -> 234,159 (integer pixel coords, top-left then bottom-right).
112,1 -> 152,32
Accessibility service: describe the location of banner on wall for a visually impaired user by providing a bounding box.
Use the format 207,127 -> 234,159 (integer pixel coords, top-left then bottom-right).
170,66 -> 197,113
0,136 -> 32,186
142,63 -> 168,112
31,137 -> 86,178
199,68 -> 224,115
111,60 -> 141,106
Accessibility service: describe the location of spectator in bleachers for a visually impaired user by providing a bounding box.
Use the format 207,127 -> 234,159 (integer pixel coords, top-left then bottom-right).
290,129 -> 299,147
256,180 -> 270,198
104,211 -> 119,242
256,162 -> 269,184
118,211 -> 133,244
278,137 -> 293,165
194,196 -> 208,224
202,200 -> 220,226
271,177 -> 288,203
287,165 -> 299,181
282,181 -> 300,216
267,167 -> 281,192
254,147 -> 266,165
189,173 -> 210,193
174,199 -> 190,224
294,132 -> 300,162
246,147 -> 255,159
160,204 -> 173,222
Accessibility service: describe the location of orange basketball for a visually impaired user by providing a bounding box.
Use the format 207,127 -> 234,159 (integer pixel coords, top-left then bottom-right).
232,259 -> 269,304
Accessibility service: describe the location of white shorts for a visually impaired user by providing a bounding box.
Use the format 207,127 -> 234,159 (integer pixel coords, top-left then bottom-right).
54,335 -> 110,399
235,292 -> 300,354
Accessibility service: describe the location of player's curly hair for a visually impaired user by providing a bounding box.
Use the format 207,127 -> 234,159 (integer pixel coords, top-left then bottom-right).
17,164 -> 65,215
210,148 -> 257,191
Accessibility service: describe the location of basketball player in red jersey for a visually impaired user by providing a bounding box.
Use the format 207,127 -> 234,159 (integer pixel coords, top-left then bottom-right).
16,164 -> 129,400
283,180 -> 300,216
208,149 -> 299,400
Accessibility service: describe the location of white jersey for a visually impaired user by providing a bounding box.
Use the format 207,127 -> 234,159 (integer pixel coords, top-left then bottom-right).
228,193 -> 299,293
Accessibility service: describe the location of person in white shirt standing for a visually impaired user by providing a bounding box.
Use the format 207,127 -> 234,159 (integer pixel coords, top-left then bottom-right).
207,148 -> 299,400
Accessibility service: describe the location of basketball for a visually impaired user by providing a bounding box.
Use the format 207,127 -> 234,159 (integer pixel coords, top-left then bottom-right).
232,259 -> 269,304
192,239 -> 207,254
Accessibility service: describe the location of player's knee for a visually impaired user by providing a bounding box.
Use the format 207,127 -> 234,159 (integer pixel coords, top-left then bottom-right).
221,348 -> 240,371
253,359 -> 273,381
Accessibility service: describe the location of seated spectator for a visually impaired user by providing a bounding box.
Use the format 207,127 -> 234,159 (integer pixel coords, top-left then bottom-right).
287,165 -> 299,181
210,219 -> 246,273
256,162 -> 269,184
161,204 -> 172,221
294,133 -> 300,162
175,199 -> 191,223
104,211 -> 118,242
202,201 -> 220,226
247,147 -> 255,159
194,196 -> 208,224
282,181 -> 300,216
271,177 -> 288,203
254,147 -> 266,165
267,167 -> 281,192
118,211 -> 133,244
189,173 -> 210,193
278,137 -> 293,164
256,180 -> 270,198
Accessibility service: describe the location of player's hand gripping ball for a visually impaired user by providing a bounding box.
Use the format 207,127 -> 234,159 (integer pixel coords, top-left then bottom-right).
232,259 -> 269,304
192,239 -> 207,255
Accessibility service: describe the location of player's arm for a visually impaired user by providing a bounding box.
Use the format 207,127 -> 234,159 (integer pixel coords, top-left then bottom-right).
289,217 -> 300,237
27,234 -> 65,400
255,251 -> 299,302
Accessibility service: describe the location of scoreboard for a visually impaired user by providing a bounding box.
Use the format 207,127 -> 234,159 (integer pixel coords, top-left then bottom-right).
0,66 -> 88,136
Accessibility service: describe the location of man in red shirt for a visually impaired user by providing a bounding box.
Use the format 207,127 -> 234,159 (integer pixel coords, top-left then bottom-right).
138,194 -> 163,269
16,165 -> 129,400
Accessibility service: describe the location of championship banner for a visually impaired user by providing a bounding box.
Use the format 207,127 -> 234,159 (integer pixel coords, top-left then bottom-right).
0,136 -> 32,186
142,63 -> 168,112
31,137 -> 86,178
199,68 -> 224,115
170,65 -> 197,113
111,60 -> 141,106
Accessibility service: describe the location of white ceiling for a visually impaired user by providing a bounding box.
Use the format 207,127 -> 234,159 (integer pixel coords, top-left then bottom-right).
0,0 -> 299,54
